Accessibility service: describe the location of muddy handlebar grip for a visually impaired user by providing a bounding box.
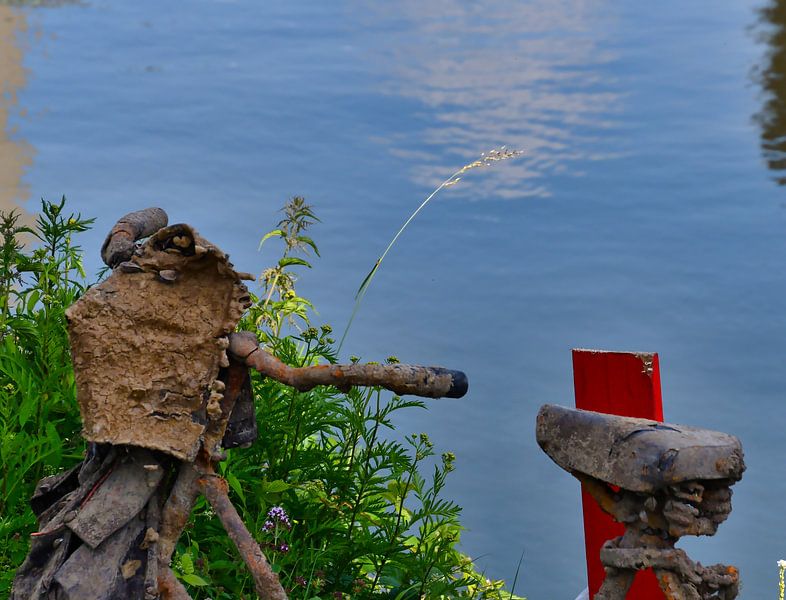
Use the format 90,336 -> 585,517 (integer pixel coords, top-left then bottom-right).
101,207 -> 169,267
322,363 -> 469,399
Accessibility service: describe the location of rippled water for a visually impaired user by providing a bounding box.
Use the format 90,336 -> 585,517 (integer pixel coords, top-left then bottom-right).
2,1 -> 785,597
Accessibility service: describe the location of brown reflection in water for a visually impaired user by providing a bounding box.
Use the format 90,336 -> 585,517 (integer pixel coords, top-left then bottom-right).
0,5 -> 34,223
357,0 -> 621,198
755,0 -> 786,185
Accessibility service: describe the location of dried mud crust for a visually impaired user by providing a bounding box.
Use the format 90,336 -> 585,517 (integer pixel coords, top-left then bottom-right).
66,224 -> 252,460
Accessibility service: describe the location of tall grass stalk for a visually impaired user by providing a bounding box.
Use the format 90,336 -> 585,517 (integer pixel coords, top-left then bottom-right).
509,549 -> 525,600
338,147 -> 523,352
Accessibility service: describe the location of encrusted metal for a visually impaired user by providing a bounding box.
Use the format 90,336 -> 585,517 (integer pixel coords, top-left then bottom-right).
537,404 -> 744,600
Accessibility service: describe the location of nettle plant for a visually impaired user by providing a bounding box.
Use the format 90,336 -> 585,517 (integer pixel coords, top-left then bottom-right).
0,197 -> 525,599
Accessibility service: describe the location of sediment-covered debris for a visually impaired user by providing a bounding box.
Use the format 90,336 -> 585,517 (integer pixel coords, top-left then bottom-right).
13,207 -> 469,600
12,445 -> 170,600
537,404 -> 745,600
67,221 -> 253,461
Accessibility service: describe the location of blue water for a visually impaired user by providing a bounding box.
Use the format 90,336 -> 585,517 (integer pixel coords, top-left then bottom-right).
2,0 -> 785,597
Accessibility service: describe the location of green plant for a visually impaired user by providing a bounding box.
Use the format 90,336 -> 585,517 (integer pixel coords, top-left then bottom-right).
0,198 -> 93,595
253,196 -> 320,341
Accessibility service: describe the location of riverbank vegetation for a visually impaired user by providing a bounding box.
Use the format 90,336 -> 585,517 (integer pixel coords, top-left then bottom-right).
0,197 -> 524,599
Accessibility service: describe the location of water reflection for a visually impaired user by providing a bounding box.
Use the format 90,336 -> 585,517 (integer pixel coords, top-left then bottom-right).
755,0 -> 786,185
0,5 -> 33,222
358,0 -> 622,198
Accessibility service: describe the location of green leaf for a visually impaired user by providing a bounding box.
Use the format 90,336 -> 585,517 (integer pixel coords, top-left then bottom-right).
181,573 -> 209,587
226,472 -> 246,506
263,479 -> 291,493
45,422 -> 62,467
179,553 -> 194,575
353,261 -> 379,300
25,290 -> 40,313
294,235 -> 321,256
278,256 -> 311,268
207,560 -> 237,571
17,392 -> 36,428
259,229 -> 285,249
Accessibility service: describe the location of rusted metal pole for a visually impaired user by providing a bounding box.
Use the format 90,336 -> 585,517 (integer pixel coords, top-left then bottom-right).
199,473 -> 288,600
144,489 -> 162,600
158,463 -> 201,566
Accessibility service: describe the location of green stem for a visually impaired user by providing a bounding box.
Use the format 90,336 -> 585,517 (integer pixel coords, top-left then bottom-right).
340,390 -> 383,579
370,465 -> 416,593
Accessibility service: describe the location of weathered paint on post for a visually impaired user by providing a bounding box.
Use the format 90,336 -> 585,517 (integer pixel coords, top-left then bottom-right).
572,349 -> 664,599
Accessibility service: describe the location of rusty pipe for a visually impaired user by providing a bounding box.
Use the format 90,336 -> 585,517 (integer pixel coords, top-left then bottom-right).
228,331 -> 468,399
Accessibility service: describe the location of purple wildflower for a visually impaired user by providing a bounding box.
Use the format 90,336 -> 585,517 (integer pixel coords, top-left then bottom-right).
266,505 -> 292,529
278,542 -> 289,553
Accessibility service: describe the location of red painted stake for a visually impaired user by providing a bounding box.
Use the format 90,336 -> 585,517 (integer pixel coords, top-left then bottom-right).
572,349 -> 664,600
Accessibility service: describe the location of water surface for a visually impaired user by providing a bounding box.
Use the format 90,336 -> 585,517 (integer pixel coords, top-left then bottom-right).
2,1 -> 784,597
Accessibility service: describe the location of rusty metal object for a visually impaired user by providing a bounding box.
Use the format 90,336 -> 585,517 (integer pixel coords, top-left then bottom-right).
68,449 -> 163,548
221,369 -> 257,449
229,331 -> 468,398
156,357 -> 251,579
536,404 -> 743,493
199,472 -> 288,600
205,357 -> 252,455
143,489 -> 162,600
536,404 -> 744,600
53,512 -> 145,599
157,462 -> 202,568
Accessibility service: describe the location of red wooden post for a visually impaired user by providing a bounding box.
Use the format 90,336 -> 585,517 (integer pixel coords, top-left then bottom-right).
572,349 -> 664,600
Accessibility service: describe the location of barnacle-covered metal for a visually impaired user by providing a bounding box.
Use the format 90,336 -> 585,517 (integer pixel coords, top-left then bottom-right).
66,215 -> 253,460
536,404 -> 744,600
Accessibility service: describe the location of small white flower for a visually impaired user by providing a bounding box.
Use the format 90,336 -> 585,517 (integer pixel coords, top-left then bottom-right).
778,559 -> 786,568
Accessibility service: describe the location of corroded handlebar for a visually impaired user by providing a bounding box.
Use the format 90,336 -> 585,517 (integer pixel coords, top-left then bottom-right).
228,332 -> 468,399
